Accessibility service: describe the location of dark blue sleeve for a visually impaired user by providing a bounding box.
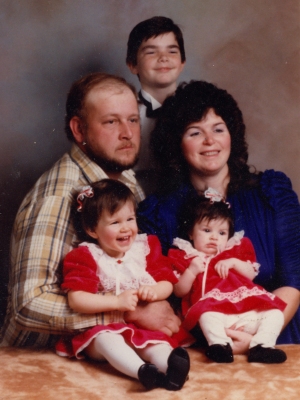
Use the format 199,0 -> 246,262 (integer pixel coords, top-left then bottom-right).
137,190 -> 188,255
137,195 -> 175,255
261,170 -> 300,289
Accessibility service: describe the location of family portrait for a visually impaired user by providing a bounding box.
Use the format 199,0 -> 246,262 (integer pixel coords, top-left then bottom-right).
0,1 -> 299,399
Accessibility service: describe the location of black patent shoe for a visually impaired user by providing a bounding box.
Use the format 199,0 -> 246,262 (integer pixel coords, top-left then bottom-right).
248,345 -> 287,363
138,363 -> 165,390
205,343 -> 234,363
164,347 -> 190,391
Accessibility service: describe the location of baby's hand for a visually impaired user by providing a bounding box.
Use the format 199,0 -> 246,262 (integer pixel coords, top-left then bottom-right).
214,258 -> 234,279
117,289 -> 138,311
138,285 -> 158,302
189,255 -> 206,276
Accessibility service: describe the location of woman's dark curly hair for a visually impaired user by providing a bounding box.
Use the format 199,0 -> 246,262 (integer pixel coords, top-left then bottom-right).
151,80 -> 258,194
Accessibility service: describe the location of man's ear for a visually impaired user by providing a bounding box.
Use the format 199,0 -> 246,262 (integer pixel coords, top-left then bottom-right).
69,116 -> 85,144
127,63 -> 139,75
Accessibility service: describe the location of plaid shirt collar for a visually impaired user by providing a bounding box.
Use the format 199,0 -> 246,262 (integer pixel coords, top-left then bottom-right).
69,144 -> 144,201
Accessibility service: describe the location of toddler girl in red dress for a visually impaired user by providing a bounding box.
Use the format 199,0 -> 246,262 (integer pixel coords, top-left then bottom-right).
56,179 -> 190,390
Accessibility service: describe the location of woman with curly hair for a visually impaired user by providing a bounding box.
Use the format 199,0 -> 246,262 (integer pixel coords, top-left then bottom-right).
137,80 -> 300,346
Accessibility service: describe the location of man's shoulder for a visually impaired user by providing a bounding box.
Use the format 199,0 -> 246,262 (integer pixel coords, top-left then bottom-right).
19,151 -> 80,209
37,151 -> 80,196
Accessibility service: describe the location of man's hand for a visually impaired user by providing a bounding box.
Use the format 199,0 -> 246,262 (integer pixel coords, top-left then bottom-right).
124,300 -> 181,336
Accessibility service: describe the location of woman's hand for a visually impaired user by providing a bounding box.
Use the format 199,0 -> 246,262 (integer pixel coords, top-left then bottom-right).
225,328 -> 253,355
117,289 -> 138,311
138,285 -> 158,302
273,286 -> 300,328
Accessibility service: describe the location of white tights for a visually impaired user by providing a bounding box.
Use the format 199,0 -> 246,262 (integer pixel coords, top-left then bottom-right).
199,309 -> 284,348
85,332 -> 172,379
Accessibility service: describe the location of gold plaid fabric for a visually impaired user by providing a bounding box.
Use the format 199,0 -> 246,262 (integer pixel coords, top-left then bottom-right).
0,144 -> 144,347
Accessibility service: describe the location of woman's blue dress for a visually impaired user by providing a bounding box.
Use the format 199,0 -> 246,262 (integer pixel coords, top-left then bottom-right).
137,170 -> 300,344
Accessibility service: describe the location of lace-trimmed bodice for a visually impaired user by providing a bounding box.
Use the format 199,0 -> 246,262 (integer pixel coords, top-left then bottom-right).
79,234 -> 156,295
173,232 -> 260,297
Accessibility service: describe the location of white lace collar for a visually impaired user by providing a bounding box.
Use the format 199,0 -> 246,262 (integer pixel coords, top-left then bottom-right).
173,231 -> 244,259
79,234 -> 156,294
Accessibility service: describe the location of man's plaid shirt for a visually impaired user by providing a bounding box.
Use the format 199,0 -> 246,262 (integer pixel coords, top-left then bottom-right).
0,144 -> 144,347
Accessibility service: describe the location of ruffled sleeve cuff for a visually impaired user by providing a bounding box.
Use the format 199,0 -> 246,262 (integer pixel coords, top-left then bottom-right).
146,235 -> 178,284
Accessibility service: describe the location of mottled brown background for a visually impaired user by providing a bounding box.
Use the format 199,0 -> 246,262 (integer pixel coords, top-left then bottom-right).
0,0 -> 299,323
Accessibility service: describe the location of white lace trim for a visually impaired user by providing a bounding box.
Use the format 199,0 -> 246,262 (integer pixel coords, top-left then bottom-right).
172,232 -> 260,275
172,237 -> 201,259
200,286 -> 276,303
80,234 -> 156,295
173,231 -> 244,259
226,230 -> 244,250
173,233 -> 260,296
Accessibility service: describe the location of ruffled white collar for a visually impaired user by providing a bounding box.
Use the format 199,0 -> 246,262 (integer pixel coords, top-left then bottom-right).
173,231 -> 244,259
79,234 -> 156,295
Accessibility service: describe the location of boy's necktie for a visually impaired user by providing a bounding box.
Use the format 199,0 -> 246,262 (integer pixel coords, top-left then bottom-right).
138,91 -> 161,119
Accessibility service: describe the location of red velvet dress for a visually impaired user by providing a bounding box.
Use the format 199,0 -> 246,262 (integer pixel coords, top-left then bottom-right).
168,234 -> 287,332
56,234 -> 192,358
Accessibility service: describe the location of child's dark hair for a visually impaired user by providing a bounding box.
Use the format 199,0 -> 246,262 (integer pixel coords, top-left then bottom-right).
180,196 -> 235,240
126,16 -> 186,66
74,179 -> 137,241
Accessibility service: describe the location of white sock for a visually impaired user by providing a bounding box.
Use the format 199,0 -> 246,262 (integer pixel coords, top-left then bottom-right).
137,343 -> 173,373
85,332 -> 144,379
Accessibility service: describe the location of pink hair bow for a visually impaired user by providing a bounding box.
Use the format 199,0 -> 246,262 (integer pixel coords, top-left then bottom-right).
77,185 -> 94,211
204,187 -> 231,208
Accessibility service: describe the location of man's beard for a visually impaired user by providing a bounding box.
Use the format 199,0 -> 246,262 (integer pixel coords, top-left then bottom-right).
85,145 -> 139,173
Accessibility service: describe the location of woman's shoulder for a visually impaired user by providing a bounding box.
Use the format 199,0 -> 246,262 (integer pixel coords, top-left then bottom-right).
259,169 -> 299,208
260,169 -> 293,189
231,169 -> 299,213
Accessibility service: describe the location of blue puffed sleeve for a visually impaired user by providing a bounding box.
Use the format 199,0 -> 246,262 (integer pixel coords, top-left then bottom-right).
259,170 -> 300,344
260,170 -> 300,289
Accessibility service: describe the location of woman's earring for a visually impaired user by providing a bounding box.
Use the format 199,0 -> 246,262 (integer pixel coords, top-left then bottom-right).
82,141 -> 86,146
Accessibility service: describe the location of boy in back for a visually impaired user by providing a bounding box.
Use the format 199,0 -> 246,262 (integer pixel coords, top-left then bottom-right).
126,16 -> 186,194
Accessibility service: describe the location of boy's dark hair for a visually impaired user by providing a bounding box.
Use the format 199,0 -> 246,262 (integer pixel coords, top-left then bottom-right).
180,196 -> 235,241
65,72 -> 137,142
73,179 -> 137,241
126,16 -> 186,66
